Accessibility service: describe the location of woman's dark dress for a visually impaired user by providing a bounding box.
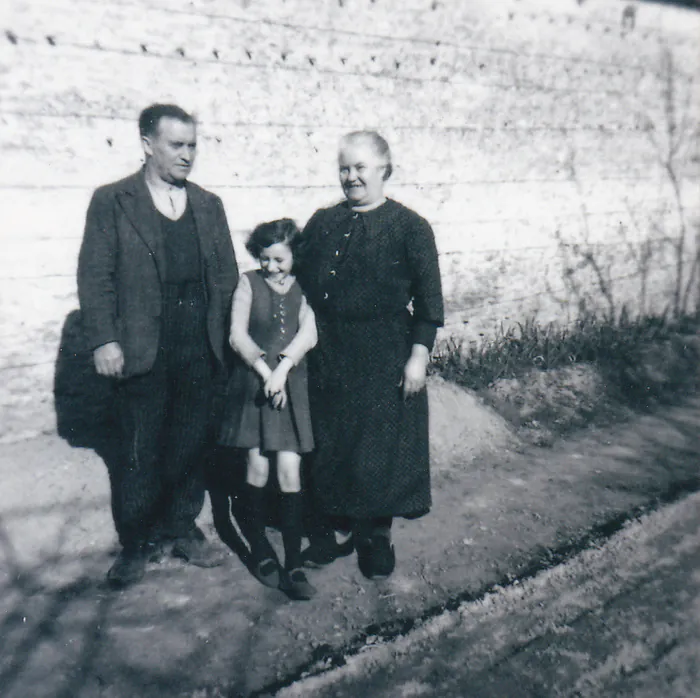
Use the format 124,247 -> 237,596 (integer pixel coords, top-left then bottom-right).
219,270 -> 314,454
298,199 -> 444,519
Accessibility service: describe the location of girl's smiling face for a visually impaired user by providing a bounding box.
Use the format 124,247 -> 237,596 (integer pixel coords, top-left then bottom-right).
259,242 -> 294,284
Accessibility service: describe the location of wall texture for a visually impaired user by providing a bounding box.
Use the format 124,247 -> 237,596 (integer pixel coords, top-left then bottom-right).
1,0 -> 699,441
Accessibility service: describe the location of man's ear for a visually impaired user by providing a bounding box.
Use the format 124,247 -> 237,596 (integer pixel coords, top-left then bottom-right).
141,135 -> 153,157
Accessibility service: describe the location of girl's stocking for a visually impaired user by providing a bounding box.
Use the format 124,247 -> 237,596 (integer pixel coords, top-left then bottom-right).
279,491 -> 303,570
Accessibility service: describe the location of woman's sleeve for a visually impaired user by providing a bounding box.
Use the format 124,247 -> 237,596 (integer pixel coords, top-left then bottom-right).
280,295 -> 318,365
229,274 -> 266,366
406,215 -> 445,350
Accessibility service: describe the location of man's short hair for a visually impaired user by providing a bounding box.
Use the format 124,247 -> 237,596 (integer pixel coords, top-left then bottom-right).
138,104 -> 195,137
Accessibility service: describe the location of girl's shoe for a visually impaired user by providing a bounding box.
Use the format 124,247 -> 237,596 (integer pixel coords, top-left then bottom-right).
279,568 -> 317,600
251,557 -> 281,588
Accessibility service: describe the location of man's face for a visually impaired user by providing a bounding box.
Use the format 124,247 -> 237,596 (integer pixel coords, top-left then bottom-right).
142,117 -> 197,184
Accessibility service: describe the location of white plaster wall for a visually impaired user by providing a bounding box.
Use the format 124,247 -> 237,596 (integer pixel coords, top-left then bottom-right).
1,0 -> 699,440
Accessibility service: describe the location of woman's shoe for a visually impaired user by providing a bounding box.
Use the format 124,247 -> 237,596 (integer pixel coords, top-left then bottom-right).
355,536 -> 374,579
301,533 -> 354,569
356,535 -> 395,581
251,557 -> 281,588
279,568 -> 317,600
369,535 -> 395,580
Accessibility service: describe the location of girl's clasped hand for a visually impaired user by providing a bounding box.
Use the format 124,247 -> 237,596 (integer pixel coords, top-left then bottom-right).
263,357 -> 292,409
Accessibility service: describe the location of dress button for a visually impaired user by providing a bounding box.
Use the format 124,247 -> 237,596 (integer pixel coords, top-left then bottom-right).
324,292 -> 329,300
330,270 -> 336,276
335,250 -> 339,256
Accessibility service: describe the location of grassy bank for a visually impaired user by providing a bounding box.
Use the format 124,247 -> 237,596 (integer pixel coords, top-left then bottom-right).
431,311 -> 700,444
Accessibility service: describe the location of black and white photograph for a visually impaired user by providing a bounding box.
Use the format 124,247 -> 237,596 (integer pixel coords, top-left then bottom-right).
1,0 -> 699,696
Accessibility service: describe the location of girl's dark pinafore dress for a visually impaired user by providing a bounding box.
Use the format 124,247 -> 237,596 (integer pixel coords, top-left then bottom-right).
219,270 -> 314,454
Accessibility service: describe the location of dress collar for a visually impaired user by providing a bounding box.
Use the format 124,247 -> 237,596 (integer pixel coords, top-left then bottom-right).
350,197 -> 387,213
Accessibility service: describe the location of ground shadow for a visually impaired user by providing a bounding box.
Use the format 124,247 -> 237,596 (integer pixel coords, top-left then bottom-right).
53,310 -> 124,533
0,503 -> 256,698
53,310 -> 118,452
208,445 -> 250,561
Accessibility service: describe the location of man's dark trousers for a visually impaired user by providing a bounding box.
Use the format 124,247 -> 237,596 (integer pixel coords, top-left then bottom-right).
115,281 -> 216,549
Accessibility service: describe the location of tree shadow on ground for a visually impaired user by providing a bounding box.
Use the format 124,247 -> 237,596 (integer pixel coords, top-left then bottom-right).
0,504 -> 261,698
587,401 -> 700,500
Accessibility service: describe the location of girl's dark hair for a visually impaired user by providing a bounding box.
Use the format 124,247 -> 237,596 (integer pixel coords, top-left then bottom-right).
245,218 -> 303,260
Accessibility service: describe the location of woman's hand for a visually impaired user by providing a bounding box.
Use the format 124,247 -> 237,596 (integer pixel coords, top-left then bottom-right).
402,344 -> 430,399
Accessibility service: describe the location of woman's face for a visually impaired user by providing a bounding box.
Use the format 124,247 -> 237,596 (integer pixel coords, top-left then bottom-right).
338,140 -> 388,207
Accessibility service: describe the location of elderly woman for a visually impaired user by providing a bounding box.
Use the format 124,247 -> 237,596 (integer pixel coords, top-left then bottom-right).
297,131 -> 444,580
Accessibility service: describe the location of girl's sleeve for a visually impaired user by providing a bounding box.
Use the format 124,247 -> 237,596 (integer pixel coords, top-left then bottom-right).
229,274 -> 266,366
279,294 -> 318,365
406,214 -> 445,350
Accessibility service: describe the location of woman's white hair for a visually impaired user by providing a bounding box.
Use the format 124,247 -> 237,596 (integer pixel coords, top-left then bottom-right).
339,130 -> 393,180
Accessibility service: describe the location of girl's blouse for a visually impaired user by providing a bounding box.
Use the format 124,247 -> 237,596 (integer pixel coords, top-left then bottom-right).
229,272 -> 317,366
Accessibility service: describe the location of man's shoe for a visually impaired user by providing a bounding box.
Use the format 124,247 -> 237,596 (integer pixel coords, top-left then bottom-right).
301,532 -> 354,569
106,547 -> 147,589
144,538 -> 169,564
279,568 -> 317,600
172,529 -> 227,568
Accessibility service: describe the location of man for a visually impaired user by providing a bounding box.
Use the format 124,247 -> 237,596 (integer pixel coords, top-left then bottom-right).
78,104 -> 239,588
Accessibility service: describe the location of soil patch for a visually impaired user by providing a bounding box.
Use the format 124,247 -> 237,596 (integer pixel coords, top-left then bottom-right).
0,383 -> 699,697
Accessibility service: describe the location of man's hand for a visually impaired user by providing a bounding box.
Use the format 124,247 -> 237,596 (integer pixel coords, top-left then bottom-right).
94,342 -> 124,378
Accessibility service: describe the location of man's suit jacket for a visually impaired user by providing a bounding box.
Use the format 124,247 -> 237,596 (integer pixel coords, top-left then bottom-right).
77,169 -> 239,377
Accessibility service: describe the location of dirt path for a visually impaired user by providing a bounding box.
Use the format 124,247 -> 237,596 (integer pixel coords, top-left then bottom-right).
277,490 -> 700,698
1,388 -> 699,698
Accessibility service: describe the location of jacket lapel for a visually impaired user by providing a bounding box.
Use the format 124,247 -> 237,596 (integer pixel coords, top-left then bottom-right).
117,170 -> 166,280
187,183 -> 215,283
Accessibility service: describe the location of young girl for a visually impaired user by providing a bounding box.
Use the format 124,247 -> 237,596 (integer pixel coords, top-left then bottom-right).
219,219 -> 317,600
